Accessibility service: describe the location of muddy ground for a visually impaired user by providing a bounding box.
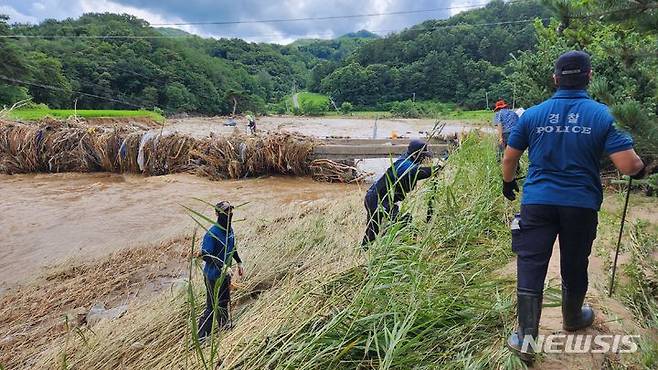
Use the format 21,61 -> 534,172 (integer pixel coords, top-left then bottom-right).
166,115 -> 488,139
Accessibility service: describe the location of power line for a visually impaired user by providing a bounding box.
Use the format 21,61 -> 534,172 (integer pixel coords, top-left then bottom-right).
0,0 -> 539,40
0,16 -> 548,42
148,2 -> 495,26
370,17 -> 546,35
0,75 -> 143,108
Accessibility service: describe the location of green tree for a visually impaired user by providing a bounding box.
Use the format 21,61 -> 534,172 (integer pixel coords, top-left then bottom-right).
26,52 -> 72,108
506,1 -> 658,155
0,15 -> 31,106
164,82 -> 197,112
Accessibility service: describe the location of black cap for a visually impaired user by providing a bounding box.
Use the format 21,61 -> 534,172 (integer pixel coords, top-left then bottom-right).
407,139 -> 432,158
554,51 -> 591,86
215,201 -> 233,215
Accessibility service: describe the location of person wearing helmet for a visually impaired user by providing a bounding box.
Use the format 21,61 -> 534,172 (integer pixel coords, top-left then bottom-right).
493,99 -> 519,161
361,139 -> 438,246
197,201 -> 245,339
502,50 -> 646,362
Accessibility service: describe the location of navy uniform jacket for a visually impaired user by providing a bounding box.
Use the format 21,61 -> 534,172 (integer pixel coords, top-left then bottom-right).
366,155 -> 432,210
508,89 -> 633,210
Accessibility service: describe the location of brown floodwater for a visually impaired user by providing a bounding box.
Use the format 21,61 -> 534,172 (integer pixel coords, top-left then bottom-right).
0,117 -> 487,289
0,173 -> 358,288
165,116 -> 486,139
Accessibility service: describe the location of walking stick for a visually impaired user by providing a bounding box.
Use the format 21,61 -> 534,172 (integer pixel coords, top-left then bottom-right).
608,176 -> 633,297
425,122 -> 446,223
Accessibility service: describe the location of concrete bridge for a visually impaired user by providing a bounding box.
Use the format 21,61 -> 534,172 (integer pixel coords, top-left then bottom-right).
313,138 -> 453,160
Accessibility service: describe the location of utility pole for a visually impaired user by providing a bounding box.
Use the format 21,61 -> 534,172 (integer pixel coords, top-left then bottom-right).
512,84 -> 516,109
485,91 -> 489,110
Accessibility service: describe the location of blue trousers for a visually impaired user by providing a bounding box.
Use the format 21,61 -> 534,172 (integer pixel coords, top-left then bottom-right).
512,205 -> 598,295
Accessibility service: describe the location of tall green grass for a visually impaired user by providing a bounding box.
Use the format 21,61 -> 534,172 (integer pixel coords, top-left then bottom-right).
194,133 -> 523,369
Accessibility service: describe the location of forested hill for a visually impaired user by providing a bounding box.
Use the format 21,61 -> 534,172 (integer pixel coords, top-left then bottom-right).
0,0 -> 552,114
0,13 -> 322,114
315,0 -> 553,108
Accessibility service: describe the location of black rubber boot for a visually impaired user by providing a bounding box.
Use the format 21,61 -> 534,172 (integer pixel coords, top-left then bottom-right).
562,289 -> 594,331
507,289 -> 543,363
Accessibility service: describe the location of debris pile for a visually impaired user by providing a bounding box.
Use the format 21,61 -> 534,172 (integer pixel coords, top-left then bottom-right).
0,119 -> 363,183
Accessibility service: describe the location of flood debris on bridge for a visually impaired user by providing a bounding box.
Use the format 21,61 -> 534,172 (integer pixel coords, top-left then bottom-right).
0,118 -> 366,183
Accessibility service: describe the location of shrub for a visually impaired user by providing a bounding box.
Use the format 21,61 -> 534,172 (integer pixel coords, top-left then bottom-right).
389,100 -> 422,118
339,101 -> 353,115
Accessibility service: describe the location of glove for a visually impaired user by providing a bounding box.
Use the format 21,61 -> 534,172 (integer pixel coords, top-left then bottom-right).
503,179 -> 519,201
631,163 -> 647,180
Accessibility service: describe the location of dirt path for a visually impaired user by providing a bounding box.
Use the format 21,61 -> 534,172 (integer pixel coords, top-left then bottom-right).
0,173 -> 358,289
498,193 -> 657,369
292,93 -> 300,109
500,245 -> 643,369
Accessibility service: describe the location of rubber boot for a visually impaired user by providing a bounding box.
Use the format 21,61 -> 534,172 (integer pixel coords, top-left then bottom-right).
507,289 -> 543,363
562,289 -> 594,331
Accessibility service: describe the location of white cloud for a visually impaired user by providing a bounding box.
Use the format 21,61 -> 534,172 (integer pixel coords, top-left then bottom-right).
2,0 -> 490,43
0,5 -> 38,23
78,0 -> 203,35
32,2 -> 47,12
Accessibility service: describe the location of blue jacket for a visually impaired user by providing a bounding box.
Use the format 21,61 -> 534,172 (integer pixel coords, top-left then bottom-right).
507,89 -> 634,210
201,224 -> 235,281
366,155 -> 431,209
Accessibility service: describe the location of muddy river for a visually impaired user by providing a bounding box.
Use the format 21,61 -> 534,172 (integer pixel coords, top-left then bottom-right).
0,117 -> 482,288
0,173 -> 358,288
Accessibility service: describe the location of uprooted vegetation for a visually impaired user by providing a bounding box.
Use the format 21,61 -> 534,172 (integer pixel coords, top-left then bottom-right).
2,134 -> 656,369
0,119 -> 363,183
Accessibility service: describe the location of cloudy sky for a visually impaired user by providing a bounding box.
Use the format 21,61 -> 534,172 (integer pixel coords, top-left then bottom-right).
1,0 -> 489,43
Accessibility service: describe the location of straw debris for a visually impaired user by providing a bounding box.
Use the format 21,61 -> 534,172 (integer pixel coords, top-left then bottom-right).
0,119 -> 362,182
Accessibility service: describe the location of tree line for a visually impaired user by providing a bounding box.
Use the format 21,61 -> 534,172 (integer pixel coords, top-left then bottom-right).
313,0 -> 553,109
0,13 -> 341,114
0,1 -> 553,114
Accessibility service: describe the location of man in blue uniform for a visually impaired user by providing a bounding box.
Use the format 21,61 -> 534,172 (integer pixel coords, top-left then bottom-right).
197,201 -> 245,339
362,139 -> 436,246
502,51 -> 646,361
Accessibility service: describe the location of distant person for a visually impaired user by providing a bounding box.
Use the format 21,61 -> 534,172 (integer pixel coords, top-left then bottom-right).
246,114 -> 257,135
502,50 -> 646,362
362,140 -> 437,246
224,116 -> 237,127
197,201 -> 245,340
493,99 -> 519,161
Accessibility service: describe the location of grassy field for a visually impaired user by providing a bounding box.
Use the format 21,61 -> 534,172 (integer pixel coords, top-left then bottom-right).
273,92 -> 493,123
324,109 -> 492,124
437,109 -> 491,124
7,108 -> 165,123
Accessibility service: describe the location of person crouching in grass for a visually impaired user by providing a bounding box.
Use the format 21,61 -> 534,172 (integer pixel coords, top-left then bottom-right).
197,200 -> 244,340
